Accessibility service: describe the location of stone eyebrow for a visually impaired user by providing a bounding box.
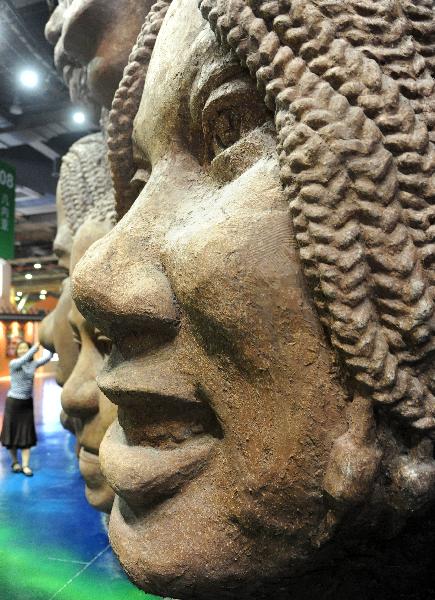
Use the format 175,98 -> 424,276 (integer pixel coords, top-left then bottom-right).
189,56 -> 244,127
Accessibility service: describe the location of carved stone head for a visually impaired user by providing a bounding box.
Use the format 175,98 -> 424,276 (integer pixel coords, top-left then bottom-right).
72,0 -> 435,596
40,133 -> 112,388
62,218 -> 117,513
40,132 -> 117,512
45,0 -> 155,108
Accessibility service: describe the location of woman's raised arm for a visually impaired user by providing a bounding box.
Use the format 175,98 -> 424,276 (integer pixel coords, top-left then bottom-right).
9,345 -> 39,370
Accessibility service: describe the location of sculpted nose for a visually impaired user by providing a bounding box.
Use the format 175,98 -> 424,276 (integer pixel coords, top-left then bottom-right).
71,223 -> 179,347
61,350 -> 99,419
39,312 -> 55,353
45,5 -> 64,46
62,2 -> 100,65
62,378 -> 99,420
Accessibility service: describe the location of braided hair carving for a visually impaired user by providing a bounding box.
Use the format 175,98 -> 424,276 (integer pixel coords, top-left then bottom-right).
106,0 -> 435,507
195,0 -> 435,438
107,0 -> 173,218
59,133 -> 116,236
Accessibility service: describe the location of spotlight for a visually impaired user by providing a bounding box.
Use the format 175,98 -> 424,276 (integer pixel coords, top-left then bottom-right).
40,290 -> 47,295
34,263 -> 41,269
24,273 -> 32,280
19,69 -> 39,89
16,291 -> 23,297
72,110 -> 86,125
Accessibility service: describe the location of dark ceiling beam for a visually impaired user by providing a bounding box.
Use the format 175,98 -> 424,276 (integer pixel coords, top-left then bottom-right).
0,106 -> 15,130
0,105 -> 73,134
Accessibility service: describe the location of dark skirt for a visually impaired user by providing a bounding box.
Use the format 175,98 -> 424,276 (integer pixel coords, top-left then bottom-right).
0,396 -> 37,449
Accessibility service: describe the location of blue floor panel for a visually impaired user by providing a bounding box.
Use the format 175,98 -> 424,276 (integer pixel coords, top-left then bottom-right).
0,375 -> 157,600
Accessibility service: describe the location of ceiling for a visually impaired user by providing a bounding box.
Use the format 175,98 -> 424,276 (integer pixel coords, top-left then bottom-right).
0,0 -> 94,291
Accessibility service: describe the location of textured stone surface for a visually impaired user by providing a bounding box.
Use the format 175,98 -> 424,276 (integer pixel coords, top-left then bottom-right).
39,132 -> 117,513
67,0 -> 435,597
62,219 -> 117,513
42,0 -> 161,516
45,0 -> 155,108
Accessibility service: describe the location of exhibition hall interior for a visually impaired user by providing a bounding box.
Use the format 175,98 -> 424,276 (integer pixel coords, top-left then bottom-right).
2,0 -> 435,599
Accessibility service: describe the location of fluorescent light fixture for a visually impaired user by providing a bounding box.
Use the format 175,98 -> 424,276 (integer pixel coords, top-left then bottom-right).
72,110 -> 86,124
19,69 -> 39,89
24,273 -> 32,280
34,263 -> 42,269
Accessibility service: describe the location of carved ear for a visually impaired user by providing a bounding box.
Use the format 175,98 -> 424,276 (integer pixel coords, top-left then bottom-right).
387,438 -> 435,515
323,394 -> 382,505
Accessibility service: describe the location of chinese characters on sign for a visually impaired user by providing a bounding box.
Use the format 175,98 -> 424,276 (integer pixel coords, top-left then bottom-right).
0,160 -> 16,260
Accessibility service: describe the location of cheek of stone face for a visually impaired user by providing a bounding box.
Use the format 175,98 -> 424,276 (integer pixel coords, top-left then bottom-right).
162,160 -> 305,371
52,284 -> 79,385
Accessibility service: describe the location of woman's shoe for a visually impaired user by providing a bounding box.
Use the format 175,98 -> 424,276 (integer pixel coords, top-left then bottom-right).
11,462 -> 22,473
22,466 -> 33,477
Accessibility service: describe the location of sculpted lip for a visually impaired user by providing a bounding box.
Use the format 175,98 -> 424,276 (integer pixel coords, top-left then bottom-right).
79,447 -> 114,513
80,444 -> 99,457
79,446 -> 103,487
97,359 -> 222,511
63,64 -> 75,86
100,421 -> 217,510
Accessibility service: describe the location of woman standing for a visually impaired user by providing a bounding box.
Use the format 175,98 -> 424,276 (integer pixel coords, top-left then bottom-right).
1,341 -> 53,476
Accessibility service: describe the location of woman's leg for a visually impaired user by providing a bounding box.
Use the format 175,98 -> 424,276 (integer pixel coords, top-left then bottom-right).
21,448 -> 33,476
9,448 -> 21,472
21,448 -> 30,468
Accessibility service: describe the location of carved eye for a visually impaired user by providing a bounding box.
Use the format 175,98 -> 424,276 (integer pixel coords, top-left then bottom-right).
202,78 -> 270,162
94,329 -> 112,357
129,168 -> 150,199
71,330 -> 81,349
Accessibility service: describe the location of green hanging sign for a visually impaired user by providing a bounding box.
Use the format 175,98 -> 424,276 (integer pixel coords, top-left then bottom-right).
0,159 -> 16,260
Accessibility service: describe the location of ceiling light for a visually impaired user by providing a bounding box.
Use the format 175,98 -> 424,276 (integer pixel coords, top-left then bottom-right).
16,291 -> 23,297
34,263 -> 41,269
72,110 -> 86,125
24,273 -> 32,280
19,69 -> 39,89
40,289 -> 47,295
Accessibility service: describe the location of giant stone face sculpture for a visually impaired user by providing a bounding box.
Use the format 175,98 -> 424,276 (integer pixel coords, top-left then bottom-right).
45,0 -> 155,108
63,218 -> 116,513
45,0 -> 95,108
40,132 -> 117,512
72,0 -> 435,597
39,278 -> 78,388
39,163 -> 76,387
40,133 -> 111,386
